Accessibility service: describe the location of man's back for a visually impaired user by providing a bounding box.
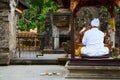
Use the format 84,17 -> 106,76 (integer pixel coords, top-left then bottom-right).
82,28 -> 104,49
81,18 -> 109,56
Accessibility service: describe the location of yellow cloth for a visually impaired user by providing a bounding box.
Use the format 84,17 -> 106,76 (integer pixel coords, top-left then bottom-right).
75,47 -> 80,56
113,56 -> 119,59
75,43 -> 83,56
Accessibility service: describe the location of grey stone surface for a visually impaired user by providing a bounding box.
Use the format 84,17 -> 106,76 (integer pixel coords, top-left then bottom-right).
0,10 -> 9,48
0,0 -> 18,65
0,65 -> 68,80
0,65 -> 119,80
0,53 -> 10,65
65,61 -> 120,79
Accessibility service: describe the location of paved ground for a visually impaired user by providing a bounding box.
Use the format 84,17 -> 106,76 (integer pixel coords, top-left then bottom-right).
0,65 -> 66,80
0,65 -> 119,80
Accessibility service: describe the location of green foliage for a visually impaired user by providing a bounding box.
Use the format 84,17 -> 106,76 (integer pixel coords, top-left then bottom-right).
101,6 -> 108,11
114,6 -> 120,14
101,6 -> 120,26
17,0 -> 57,33
101,6 -> 120,14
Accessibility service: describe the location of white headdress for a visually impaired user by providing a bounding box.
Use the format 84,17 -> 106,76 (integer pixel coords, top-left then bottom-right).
91,18 -> 100,27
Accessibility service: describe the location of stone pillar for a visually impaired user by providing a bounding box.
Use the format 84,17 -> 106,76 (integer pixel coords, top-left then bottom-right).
110,31 -> 115,47
0,0 -> 18,65
9,0 -> 17,58
108,25 -> 115,48
0,1 -> 10,65
52,25 -> 59,49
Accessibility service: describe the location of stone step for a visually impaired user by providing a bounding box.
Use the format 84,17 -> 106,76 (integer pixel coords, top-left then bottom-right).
43,48 -> 65,54
65,61 -> 120,79
0,53 -> 10,65
10,59 -> 58,65
10,54 -> 68,65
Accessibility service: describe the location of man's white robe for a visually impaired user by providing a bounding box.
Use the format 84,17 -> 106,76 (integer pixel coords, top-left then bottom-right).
81,28 -> 109,56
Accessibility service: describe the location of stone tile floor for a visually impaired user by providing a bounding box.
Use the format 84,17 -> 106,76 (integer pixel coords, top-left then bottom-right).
0,65 -> 119,80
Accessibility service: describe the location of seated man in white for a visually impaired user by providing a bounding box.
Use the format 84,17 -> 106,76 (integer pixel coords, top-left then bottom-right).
81,18 -> 109,57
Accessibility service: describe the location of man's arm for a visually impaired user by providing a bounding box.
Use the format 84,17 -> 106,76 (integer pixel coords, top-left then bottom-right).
82,32 -> 87,45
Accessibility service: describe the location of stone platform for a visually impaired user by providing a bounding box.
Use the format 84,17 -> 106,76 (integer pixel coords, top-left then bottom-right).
65,60 -> 120,79
0,53 -> 10,65
10,54 -> 68,65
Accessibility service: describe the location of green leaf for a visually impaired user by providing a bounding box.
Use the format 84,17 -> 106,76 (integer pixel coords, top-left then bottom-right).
114,6 -> 119,14
101,6 -> 108,11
